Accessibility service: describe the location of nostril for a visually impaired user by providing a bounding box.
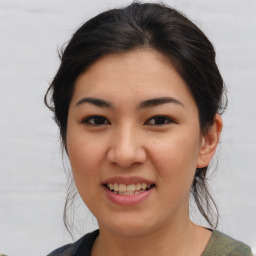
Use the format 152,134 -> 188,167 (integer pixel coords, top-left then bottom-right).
106,147 -> 147,168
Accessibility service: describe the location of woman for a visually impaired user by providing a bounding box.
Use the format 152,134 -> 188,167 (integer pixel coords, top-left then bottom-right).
46,2 -> 252,255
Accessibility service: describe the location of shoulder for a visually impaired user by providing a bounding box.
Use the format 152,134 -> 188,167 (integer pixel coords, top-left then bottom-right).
47,230 -> 99,256
203,230 -> 252,256
47,243 -> 74,256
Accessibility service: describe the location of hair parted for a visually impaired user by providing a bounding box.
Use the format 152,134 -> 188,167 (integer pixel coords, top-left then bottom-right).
45,1 -> 227,235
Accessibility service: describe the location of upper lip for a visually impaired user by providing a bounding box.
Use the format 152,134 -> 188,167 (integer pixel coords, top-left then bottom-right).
102,176 -> 155,185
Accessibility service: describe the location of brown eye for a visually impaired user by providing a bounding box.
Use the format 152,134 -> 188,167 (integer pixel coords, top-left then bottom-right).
146,116 -> 174,125
82,115 -> 110,125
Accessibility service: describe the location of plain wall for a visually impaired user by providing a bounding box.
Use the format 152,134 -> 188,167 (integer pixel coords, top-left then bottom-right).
0,0 -> 255,255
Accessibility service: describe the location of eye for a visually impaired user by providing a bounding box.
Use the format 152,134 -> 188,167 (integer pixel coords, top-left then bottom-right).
145,116 -> 174,126
82,115 -> 110,126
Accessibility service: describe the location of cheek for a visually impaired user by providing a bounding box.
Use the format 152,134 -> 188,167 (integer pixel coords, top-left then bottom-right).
66,134 -> 104,208
149,132 -> 200,185
66,131 -> 103,181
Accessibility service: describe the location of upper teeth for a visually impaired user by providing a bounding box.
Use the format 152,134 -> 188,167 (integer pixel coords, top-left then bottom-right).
107,183 -> 151,192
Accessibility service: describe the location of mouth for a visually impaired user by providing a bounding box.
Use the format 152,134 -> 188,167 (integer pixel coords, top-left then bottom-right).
104,183 -> 156,196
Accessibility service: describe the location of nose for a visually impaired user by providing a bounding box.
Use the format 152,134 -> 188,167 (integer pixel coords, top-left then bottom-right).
106,125 -> 146,168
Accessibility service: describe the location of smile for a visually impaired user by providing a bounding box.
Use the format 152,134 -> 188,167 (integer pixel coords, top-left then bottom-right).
105,183 -> 155,195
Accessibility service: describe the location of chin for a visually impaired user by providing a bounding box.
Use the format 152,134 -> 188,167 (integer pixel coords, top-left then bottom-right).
98,214 -> 159,238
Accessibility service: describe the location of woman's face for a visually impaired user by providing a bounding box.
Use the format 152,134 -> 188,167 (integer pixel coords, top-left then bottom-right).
66,49 -> 210,236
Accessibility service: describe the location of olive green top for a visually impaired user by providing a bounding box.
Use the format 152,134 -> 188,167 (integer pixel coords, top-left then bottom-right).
48,229 -> 252,256
202,230 -> 252,256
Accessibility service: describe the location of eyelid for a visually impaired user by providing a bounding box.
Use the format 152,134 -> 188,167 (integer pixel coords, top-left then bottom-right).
144,115 -> 176,125
81,115 -> 110,126
80,115 -> 175,126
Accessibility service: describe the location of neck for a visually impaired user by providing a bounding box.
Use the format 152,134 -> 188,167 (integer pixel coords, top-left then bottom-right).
92,218 -> 211,256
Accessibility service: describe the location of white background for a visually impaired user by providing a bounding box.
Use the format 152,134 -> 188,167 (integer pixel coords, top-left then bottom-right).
0,0 -> 255,255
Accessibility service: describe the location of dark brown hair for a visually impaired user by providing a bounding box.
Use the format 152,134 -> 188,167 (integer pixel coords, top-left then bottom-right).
45,1 -> 227,234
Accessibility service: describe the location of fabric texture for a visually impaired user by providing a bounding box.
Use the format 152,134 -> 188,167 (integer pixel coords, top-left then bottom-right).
202,231 -> 252,256
47,229 -> 252,256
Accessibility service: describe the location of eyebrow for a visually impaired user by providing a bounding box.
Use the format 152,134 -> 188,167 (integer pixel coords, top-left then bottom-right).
75,96 -> 184,109
138,97 -> 184,109
75,97 -> 113,108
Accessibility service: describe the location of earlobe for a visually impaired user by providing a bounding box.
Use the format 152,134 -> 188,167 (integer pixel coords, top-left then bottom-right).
197,114 -> 223,168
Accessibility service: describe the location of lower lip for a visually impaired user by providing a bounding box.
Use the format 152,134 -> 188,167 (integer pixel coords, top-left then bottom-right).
103,186 -> 154,206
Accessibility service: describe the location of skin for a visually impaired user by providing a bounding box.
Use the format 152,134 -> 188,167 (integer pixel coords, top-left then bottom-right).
66,49 -> 223,256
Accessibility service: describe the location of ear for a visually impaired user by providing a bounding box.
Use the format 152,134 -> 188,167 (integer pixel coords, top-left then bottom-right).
197,114 -> 223,168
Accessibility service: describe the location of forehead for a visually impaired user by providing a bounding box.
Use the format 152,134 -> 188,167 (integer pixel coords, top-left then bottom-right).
71,49 -> 195,109
80,49 -> 173,81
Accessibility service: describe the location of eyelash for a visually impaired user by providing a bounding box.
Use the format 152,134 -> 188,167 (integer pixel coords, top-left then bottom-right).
145,116 -> 175,126
81,115 -> 175,126
81,115 -> 110,126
